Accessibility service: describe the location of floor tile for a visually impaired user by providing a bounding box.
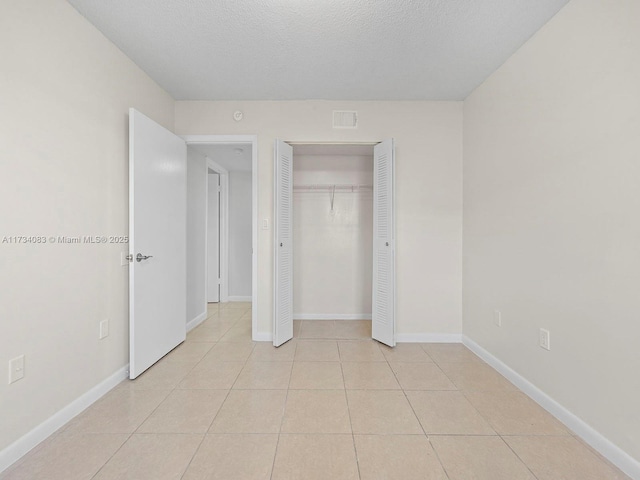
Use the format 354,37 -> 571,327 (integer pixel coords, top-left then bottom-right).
177,361 -> 244,390
293,320 -> 302,337
182,434 -> 278,480
64,387 -> 170,434
334,320 -> 371,339
233,361 -> 292,389
355,435 -> 448,480
218,325 -> 252,342
421,343 -> 484,364
438,361 -> 517,391
347,390 -> 422,434
161,342 -> 214,364
136,389 -> 227,433
128,361 -> 196,390
505,436 -> 630,480
1,433 -> 128,480
342,362 -> 401,389
338,340 -> 385,362
379,343 -> 433,362
281,390 -> 351,433
298,320 -> 336,339
209,390 -> 286,433
272,434 -> 359,480
430,436 -> 535,480
406,390 -> 495,435
92,433 -> 203,480
249,341 -> 297,362
294,340 -> 340,361
185,323 -> 228,343
464,390 -> 570,435
222,301 -> 252,309
201,341 -> 255,362
289,362 -> 344,389
389,362 -> 457,390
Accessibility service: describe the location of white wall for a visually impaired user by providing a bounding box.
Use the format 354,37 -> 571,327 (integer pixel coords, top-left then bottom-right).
0,0 -> 174,457
293,154 -> 373,317
228,171 -> 252,298
175,101 -> 463,339
463,0 -> 640,468
186,147 -> 207,322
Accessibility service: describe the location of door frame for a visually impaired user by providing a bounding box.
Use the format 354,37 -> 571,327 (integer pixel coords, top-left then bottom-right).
206,158 -> 229,303
182,135 -> 259,340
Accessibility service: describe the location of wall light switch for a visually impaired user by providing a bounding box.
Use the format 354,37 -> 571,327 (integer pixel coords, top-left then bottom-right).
9,355 -> 25,384
262,218 -> 269,230
539,328 -> 551,351
100,319 -> 109,339
493,310 -> 502,327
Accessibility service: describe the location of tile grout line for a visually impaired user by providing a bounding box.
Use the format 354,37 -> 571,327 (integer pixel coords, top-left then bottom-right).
499,435 -> 542,480
386,343 -> 453,480
175,305 -> 249,480
339,340 -> 363,480
178,307 -> 249,479
269,338 -> 298,480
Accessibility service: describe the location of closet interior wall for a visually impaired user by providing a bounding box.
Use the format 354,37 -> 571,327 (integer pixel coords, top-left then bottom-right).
292,146 -> 374,320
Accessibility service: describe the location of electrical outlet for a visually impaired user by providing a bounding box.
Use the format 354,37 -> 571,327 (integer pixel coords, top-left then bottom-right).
539,328 -> 551,350
100,319 -> 109,339
9,355 -> 25,384
493,310 -> 502,327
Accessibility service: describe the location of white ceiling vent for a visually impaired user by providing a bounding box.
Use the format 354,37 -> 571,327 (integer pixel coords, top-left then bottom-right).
333,111 -> 358,129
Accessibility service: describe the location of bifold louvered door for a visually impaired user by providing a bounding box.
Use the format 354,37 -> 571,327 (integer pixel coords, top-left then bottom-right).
372,139 -> 396,347
273,140 -> 294,346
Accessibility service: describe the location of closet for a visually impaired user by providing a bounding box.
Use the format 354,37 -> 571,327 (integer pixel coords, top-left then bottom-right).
292,145 -> 374,321
274,140 -> 396,347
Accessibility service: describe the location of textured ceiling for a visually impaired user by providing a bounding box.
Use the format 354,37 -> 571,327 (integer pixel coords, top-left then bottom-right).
67,0 -> 569,101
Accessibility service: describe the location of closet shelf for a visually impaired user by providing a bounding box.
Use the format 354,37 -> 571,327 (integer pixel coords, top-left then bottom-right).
293,184 -> 373,192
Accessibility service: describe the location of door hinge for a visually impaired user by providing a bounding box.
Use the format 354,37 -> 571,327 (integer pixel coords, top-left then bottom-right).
217,278 -> 222,285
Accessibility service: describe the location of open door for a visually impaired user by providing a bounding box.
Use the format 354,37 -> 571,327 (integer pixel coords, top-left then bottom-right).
273,139 -> 294,346
372,139 -> 396,347
129,109 -> 187,378
207,172 -> 220,302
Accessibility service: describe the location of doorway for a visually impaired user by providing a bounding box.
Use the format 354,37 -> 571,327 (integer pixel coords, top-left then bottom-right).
184,135 -> 258,340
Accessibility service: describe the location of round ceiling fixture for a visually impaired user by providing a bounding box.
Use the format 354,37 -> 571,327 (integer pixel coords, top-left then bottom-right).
233,111 -> 243,122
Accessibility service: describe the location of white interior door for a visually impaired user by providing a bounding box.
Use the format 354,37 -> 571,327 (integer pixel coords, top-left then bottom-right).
207,172 -> 220,302
372,139 -> 396,347
129,108 -> 187,379
273,139 -> 294,346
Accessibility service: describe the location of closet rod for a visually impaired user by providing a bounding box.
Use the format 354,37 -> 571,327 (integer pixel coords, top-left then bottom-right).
293,184 -> 373,192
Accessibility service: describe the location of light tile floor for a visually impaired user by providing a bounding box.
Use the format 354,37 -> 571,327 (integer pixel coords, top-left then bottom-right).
1,303 -> 630,479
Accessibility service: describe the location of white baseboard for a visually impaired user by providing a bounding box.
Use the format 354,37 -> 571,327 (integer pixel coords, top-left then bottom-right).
186,311 -> 208,332
252,331 -> 273,342
462,336 -> 640,480
396,333 -> 462,343
0,364 -> 129,474
228,296 -> 251,302
294,314 -> 372,320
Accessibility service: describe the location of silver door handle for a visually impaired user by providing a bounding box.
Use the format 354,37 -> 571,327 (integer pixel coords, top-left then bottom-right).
136,253 -> 153,262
